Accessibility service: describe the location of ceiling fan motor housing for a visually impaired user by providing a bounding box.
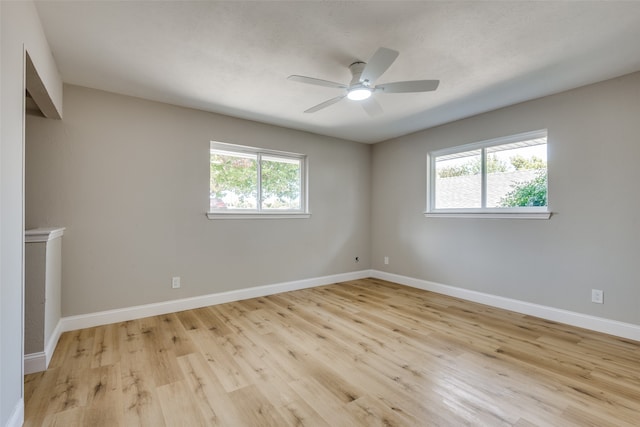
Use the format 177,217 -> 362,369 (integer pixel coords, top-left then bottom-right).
349,61 -> 369,86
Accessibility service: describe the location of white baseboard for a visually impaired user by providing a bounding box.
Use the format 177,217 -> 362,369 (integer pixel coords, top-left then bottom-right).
24,319 -> 64,374
55,268 -> 639,346
371,270 -> 640,342
6,398 -> 24,427
45,319 -> 63,367
24,352 -> 46,375
60,270 -> 373,333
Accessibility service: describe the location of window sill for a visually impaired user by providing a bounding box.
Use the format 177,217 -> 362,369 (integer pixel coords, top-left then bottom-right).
207,212 -> 311,220
424,211 -> 551,220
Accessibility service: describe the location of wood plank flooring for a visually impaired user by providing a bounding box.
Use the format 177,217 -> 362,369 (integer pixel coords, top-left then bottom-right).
24,278 -> 640,426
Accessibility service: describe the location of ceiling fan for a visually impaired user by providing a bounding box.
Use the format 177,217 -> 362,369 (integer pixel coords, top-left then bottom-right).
288,47 -> 439,116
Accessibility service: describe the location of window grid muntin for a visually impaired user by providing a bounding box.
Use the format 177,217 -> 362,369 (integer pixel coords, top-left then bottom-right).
427,130 -> 548,213
210,141 -> 307,214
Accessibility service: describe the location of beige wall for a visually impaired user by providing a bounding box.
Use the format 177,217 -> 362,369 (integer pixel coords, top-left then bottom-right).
372,71 -> 640,325
1,1 -> 62,424
26,84 -> 371,316
27,73 -> 640,328
24,244 -> 46,355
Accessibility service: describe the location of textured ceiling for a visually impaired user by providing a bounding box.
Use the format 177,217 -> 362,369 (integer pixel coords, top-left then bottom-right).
35,1 -> 640,143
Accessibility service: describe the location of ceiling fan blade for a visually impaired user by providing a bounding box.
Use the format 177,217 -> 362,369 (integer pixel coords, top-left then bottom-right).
360,47 -> 399,84
376,80 -> 440,93
288,75 -> 347,89
361,97 -> 383,116
304,95 -> 346,113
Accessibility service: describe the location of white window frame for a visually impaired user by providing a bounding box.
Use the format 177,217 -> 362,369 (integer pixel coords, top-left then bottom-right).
207,141 -> 310,220
425,130 -> 551,219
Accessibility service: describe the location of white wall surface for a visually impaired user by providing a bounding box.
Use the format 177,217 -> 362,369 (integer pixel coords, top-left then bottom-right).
26,84 -> 371,317
372,71 -> 640,325
23,235 -> 62,356
1,1 -> 62,425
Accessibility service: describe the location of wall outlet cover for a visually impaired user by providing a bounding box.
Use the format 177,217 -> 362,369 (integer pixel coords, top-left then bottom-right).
172,276 -> 181,289
591,289 -> 603,304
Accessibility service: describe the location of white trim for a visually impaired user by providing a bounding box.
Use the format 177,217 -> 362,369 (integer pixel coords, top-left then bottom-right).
23,320 -> 62,374
207,212 -> 311,220
45,319 -> 63,367
425,211 -> 551,220
426,129 -> 548,215
210,141 -> 304,159
430,129 -> 548,158
60,270 -> 372,332
210,141 -> 309,216
24,352 -> 46,375
6,399 -> 24,427
24,227 -> 65,243
371,270 -> 640,342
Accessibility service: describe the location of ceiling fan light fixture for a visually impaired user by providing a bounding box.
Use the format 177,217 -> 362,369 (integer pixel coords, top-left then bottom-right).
347,88 -> 372,101
289,47 -> 439,114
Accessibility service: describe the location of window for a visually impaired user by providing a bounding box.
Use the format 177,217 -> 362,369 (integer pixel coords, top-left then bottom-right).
208,142 -> 309,219
426,130 -> 550,219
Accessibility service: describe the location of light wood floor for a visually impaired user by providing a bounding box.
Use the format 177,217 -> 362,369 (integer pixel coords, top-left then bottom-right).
24,278 -> 640,426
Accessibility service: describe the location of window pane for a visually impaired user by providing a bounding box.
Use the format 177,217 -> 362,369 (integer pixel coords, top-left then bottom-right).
434,149 -> 481,208
261,155 -> 301,210
210,150 -> 258,210
486,139 -> 547,208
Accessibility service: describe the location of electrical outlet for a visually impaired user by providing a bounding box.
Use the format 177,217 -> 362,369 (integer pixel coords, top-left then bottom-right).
591,289 -> 603,304
384,256 -> 389,265
172,276 -> 181,289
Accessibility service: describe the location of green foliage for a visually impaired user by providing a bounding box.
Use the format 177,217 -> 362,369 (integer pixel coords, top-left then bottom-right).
437,154 -> 546,179
210,153 -> 301,209
485,155 -> 509,174
210,154 -> 257,207
437,161 -> 476,178
509,155 -> 546,170
261,160 -> 300,208
437,155 -> 508,178
499,172 -> 547,207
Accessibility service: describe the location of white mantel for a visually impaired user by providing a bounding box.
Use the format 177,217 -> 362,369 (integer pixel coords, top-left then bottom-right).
24,227 -> 65,373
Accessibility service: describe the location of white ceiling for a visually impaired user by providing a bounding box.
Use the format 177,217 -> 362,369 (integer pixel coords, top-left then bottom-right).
35,1 -> 640,144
